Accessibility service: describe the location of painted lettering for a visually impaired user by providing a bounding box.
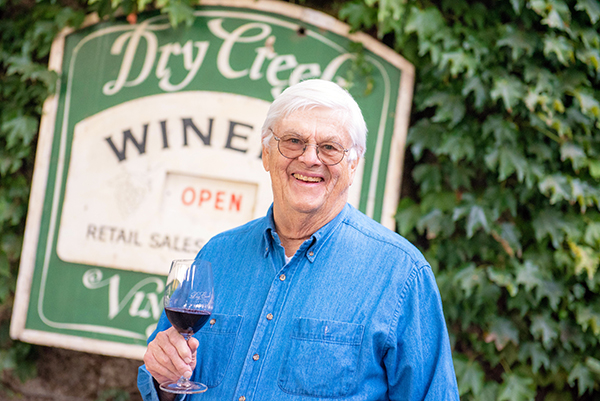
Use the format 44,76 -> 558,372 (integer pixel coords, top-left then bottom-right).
101,17 -> 358,98
180,187 -> 244,211
208,19 -> 272,79
105,124 -> 149,162
86,224 -> 142,246
156,40 -> 210,91
82,268 -> 164,320
225,120 -> 253,153
182,117 -> 213,146
149,233 -> 202,253
103,21 -> 158,96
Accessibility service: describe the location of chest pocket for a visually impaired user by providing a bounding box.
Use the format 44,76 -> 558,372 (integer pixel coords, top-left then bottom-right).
278,317 -> 364,398
194,313 -> 242,388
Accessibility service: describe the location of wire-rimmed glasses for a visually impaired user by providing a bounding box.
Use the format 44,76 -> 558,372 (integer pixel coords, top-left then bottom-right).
270,130 -> 351,166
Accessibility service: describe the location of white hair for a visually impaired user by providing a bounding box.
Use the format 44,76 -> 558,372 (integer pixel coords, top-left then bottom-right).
261,79 -> 367,160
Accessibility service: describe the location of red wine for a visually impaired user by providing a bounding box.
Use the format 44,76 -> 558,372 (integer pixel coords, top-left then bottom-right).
165,307 -> 211,335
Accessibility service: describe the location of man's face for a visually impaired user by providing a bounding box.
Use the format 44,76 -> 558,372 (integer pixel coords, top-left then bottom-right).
262,107 -> 359,221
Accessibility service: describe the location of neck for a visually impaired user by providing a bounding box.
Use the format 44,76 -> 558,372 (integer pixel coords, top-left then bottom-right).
272,203 -> 344,257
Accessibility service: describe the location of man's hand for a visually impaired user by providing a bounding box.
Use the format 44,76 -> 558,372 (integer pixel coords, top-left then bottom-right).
144,327 -> 199,386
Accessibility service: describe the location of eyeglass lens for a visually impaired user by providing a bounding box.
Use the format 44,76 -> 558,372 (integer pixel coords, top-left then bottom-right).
278,136 -> 345,165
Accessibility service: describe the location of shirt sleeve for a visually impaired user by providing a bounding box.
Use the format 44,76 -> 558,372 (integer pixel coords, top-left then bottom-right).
384,264 -> 459,401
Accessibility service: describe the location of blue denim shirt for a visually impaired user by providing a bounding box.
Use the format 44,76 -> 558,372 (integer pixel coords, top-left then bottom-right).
138,204 -> 459,400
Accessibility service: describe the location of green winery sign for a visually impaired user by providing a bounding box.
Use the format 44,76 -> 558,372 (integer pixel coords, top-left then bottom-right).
11,0 -> 414,359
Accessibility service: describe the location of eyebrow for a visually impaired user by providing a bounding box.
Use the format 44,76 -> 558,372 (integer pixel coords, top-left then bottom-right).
280,130 -> 341,143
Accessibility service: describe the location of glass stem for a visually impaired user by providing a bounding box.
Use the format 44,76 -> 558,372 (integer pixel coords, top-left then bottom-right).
177,333 -> 192,388
177,375 -> 192,388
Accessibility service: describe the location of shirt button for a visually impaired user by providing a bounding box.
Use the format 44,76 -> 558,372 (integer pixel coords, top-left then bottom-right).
266,313 -> 273,320
239,397 -> 246,401
209,318 -> 216,325
308,251 -> 314,256
252,353 -> 260,361
279,274 -> 286,281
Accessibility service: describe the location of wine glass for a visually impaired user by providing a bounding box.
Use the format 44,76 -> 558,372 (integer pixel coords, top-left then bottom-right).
160,259 -> 214,394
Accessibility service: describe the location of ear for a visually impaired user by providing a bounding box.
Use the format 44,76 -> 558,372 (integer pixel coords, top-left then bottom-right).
262,144 -> 271,172
347,156 -> 359,185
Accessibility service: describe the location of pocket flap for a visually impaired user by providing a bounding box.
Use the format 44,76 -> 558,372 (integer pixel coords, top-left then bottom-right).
292,317 -> 364,345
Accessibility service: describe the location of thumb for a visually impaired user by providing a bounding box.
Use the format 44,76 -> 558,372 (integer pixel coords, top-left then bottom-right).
188,336 -> 199,353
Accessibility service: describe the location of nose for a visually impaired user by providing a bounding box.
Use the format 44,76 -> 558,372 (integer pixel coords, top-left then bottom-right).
298,143 -> 322,165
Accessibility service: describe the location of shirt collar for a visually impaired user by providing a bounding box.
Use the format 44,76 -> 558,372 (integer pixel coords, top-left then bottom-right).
262,203 -> 350,262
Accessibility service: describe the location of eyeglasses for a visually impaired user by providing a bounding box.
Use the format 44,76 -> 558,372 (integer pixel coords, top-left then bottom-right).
270,130 -> 351,166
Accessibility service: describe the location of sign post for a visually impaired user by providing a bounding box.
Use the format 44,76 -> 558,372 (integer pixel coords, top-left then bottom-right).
11,0 -> 414,359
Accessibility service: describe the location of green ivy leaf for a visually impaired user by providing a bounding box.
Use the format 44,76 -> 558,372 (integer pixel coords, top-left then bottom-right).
531,314 -> 559,348
462,76 -> 488,109
162,1 -> 195,27
542,8 -> 570,30
440,49 -> 477,77
588,160 -> 600,179
497,373 -> 536,401
421,92 -> 466,127
568,363 -> 597,396
576,0 -> 600,24
538,174 -> 571,205
575,304 -> 600,335
536,279 -> 564,311
572,89 -> 600,118
498,147 -> 528,182
497,25 -> 536,60
407,120 -> 445,161
339,2 -> 377,31
490,75 -> 526,113
532,209 -> 566,248
584,222 -> 600,246
416,209 -> 452,239
413,164 -> 442,194
543,33 -> 575,66
2,113 -> 39,150
485,317 -> 520,351
395,198 -> 420,236
487,266 -> 517,296
466,205 -> 490,238
404,6 -> 446,39
510,0 -> 524,13
453,263 -> 486,297
482,115 -> 518,145
454,356 -> 485,396
577,48 -> 600,72
560,142 -> 587,171
518,342 -> 551,374
436,130 -> 475,162
568,241 -> 599,280
515,261 -> 544,291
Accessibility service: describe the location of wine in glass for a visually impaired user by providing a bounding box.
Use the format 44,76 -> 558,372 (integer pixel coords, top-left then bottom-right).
160,259 -> 214,394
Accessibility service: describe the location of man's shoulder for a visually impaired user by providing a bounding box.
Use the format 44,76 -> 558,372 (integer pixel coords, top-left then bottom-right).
342,205 -> 426,263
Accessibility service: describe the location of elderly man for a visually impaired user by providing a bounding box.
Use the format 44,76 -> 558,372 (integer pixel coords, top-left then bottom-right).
138,79 -> 459,400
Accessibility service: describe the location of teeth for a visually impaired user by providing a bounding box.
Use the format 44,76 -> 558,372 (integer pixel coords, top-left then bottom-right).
294,173 -> 322,182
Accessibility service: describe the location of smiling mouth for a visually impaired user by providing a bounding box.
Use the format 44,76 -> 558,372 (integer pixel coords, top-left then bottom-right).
293,173 -> 323,183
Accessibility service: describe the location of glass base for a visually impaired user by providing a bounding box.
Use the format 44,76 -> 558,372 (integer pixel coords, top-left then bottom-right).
160,380 -> 208,394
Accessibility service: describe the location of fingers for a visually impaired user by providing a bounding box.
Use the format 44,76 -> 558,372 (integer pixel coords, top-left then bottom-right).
144,327 -> 197,384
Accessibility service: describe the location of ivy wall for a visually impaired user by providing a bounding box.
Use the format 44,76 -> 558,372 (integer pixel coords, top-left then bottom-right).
1,0 -> 599,400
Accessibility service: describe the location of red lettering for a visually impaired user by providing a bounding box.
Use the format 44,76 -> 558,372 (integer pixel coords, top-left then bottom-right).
182,187 -> 195,205
230,193 -> 242,211
215,191 -> 225,210
198,189 -> 212,206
